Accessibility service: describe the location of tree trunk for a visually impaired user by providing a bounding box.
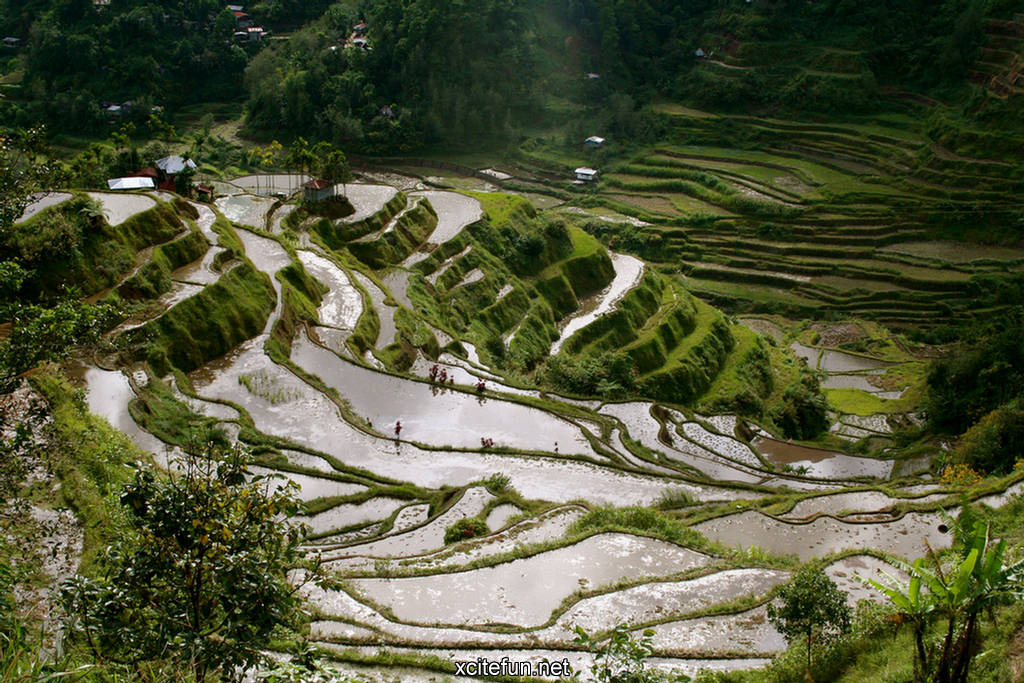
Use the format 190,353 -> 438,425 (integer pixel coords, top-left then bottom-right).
938,616 -> 958,683
952,614 -> 978,683
806,627 -> 814,681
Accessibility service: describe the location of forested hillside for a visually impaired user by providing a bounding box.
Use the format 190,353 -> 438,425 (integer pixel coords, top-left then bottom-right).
2,0 -> 1021,145
0,0 -> 334,131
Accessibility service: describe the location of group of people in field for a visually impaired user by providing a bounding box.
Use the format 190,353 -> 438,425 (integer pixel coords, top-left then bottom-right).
392,364 -> 491,445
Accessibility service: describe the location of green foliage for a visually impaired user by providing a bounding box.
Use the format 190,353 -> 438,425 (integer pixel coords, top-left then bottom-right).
11,2 -> 250,132
952,400 -> 1024,475
61,446 -> 313,683
443,517 -> 489,544
483,472 -> 511,494
771,372 -> 830,440
560,0 -> 989,107
245,0 -> 541,150
539,351 -> 637,397
767,566 -> 852,671
655,488 -> 695,510
312,142 -> 352,187
0,297 -> 118,392
574,625 -> 679,683
926,312 -> 1024,434
863,521 -> 1024,683
0,127 -> 52,233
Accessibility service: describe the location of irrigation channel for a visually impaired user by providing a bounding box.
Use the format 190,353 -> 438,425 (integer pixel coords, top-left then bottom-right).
51,176 -> 1021,682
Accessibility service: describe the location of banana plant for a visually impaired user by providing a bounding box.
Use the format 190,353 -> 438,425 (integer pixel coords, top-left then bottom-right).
858,522 -> 1024,683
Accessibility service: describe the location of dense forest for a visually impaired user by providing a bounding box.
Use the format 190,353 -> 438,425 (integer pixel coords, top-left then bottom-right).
4,0 -> 1020,147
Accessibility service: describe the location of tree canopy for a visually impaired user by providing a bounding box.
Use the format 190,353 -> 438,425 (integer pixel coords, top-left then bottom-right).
62,446 -> 314,681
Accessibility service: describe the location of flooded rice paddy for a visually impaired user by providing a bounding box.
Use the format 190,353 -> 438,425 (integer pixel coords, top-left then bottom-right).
85,192 -> 156,226
297,497 -> 408,535
71,177 -> 1024,679
214,194 -> 276,229
298,251 -> 363,329
551,253 -> 645,355
486,504 -> 521,531
695,510 -> 952,561
341,184 -> 399,223
291,332 -> 597,454
17,191 -> 72,223
229,174 -> 309,196
649,606 -> 785,655
753,437 -> 892,480
348,533 -> 711,627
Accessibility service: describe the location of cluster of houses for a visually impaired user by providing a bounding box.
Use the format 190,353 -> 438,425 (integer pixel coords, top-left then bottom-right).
106,155 -> 197,192
348,21 -> 372,51
230,5 -> 267,43
574,136 -> 605,183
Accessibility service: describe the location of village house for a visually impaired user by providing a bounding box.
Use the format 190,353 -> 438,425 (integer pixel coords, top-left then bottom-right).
584,136 -> 605,148
232,8 -> 253,28
303,178 -> 336,203
194,183 -> 214,201
235,26 -> 266,42
106,177 -> 155,191
574,167 -> 599,182
154,155 -> 197,190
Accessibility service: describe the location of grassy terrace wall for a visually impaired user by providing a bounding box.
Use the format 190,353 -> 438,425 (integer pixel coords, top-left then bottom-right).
534,228 -> 615,318
528,104 -> 1024,328
118,229 -> 209,300
122,262 -> 276,376
560,271 -> 667,357
3,197 -> 186,298
347,200 -> 438,268
268,260 -> 328,359
311,191 -> 408,247
640,298 -> 735,404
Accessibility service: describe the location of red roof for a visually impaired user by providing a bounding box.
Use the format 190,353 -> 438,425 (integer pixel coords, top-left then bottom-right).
234,10 -> 248,17
303,179 -> 332,190
130,167 -> 159,179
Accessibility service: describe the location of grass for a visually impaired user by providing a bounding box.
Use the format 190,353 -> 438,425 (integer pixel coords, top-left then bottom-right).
30,371 -> 149,572
238,371 -> 302,405
122,260 -> 276,376
464,191 -> 535,228
824,387 -> 908,416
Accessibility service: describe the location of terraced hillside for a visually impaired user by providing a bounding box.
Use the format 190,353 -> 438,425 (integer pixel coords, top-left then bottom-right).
508,107 -> 1024,329
14,173 -> 1023,681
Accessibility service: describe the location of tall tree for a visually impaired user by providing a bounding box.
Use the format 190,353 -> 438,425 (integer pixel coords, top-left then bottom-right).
62,445 -> 317,682
768,566 -> 852,676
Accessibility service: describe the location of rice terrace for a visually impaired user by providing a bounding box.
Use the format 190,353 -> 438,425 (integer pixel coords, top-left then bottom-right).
1,1 -> 1024,682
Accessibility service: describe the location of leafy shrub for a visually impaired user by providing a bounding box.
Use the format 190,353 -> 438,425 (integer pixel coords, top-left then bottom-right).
655,489 -> 695,509
444,517 -> 489,544
771,373 -> 829,440
925,315 -> 1024,433
539,351 -> 638,397
952,400 -> 1024,475
483,473 -> 511,494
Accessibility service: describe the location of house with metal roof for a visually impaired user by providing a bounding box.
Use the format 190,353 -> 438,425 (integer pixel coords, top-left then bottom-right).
107,177 -> 156,191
